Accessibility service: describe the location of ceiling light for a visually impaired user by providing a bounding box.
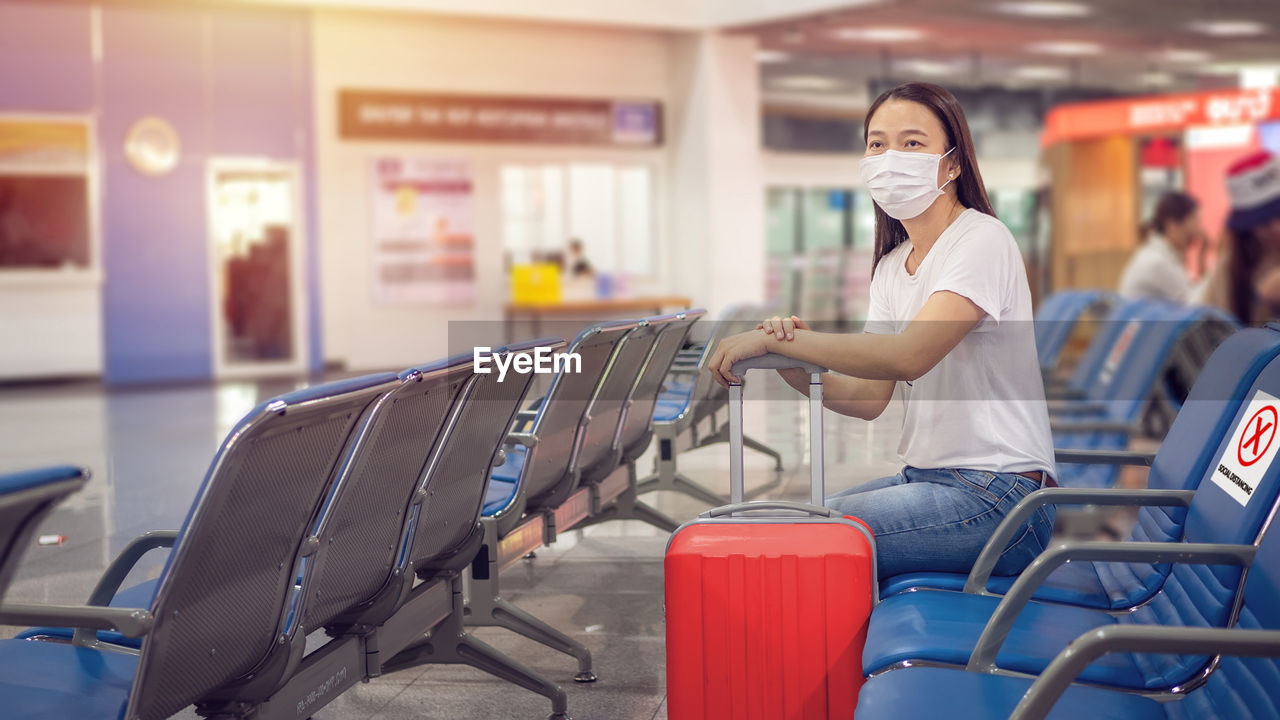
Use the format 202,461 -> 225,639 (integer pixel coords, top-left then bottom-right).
832,26 -> 925,43
1012,65 -> 1070,80
1027,40 -> 1102,56
1158,48 -> 1211,64
1189,20 -> 1268,37
1140,71 -> 1175,86
898,60 -> 958,77
768,74 -> 839,90
771,75 -> 843,90
994,2 -> 1092,18
756,50 -> 791,64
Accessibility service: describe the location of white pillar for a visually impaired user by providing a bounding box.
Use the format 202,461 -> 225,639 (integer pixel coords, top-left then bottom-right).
667,31 -> 765,316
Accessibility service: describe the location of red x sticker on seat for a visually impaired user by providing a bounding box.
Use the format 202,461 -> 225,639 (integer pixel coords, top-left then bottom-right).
1214,391 -> 1280,507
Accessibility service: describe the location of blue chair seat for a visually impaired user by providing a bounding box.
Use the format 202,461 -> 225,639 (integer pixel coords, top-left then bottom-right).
0,638 -> 137,719
654,395 -> 690,422
857,666 -> 1163,720
863,590 -> 1150,688
483,445 -> 526,516
881,555 -> 1109,605
1054,431 -> 1128,488
664,377 -> 695,395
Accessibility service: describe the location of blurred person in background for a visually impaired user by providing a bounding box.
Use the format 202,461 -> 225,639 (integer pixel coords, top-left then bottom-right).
1195,151 -> 1280,323
708,82 -> 1055,580
565,238 -> 594,278
1119,191 -> 1204,303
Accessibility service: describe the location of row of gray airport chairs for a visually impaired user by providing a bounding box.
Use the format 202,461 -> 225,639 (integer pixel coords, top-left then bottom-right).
0,307 -> 746,720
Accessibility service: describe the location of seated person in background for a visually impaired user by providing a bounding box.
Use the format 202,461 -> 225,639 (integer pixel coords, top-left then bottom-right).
1195,151 -> 1280,323
709,82 -> 1055,581
565,238 -> 594,278
1118,191 -> 1203,302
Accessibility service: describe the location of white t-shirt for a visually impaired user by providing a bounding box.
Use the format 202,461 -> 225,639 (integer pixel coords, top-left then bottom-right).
864,209 -> 1056,477
1118,235 -> 1192,303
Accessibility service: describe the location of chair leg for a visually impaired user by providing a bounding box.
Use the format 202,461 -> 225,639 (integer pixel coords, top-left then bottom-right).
743,434 -> 784,471
670,473 -> 731,506
385,579 -> 572,720
627,500 -> 681,533
468,564 -> 597,683
595,483 -> 681,533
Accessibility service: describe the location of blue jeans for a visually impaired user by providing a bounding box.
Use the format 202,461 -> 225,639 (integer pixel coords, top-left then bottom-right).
825,467 -> 1055,580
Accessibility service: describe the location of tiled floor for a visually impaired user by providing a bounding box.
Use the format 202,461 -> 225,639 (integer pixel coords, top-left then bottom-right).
0,373 -> 907,719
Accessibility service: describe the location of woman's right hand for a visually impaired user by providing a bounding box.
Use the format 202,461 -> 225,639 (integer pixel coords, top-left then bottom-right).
756,315 -> 809,341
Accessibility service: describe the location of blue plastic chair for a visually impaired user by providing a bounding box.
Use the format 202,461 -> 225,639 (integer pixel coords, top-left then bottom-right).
0,466 -> 88,598
1051,303 -> 1216,490
858,497 -> 1280,720
879,324 -> 1280,605
1035,289 -> 1111,374
1046,297 -> 1155,401
862,339 -> 1280,691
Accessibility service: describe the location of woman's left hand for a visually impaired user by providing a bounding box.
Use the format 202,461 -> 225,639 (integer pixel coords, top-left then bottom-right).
707,330 -> 772,387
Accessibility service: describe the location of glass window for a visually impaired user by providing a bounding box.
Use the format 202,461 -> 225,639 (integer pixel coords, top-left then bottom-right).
500,162 -> 654,277
0,118 -> 93,270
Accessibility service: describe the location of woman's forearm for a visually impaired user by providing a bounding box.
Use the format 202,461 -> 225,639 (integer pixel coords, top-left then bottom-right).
766,329 -> 917,381
776,367 -> 892,421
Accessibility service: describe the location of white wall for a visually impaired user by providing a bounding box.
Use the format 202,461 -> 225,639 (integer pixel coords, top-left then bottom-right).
312,10 -> 676,369
668,32 -> 765,317
0,275 -> 102,379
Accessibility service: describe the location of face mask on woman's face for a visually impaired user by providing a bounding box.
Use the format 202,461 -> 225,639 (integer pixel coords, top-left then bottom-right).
860,147 -> 956,220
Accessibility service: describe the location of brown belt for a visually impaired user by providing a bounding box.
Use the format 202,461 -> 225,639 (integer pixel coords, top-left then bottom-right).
1017,470 -> 1057,488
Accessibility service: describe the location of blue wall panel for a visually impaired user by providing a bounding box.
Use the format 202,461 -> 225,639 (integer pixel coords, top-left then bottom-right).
100,5 -> 212,383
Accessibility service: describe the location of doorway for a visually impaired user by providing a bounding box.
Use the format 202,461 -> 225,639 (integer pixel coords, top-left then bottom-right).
207,160 -> 307,377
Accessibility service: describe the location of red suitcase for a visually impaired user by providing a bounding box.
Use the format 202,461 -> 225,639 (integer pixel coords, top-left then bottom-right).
665,354 -> 878,720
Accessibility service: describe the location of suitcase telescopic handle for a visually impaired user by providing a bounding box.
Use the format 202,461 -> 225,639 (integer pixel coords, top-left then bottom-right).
705,501 -> 837,519
726,353 -> 828,505
729,354 -> 828,377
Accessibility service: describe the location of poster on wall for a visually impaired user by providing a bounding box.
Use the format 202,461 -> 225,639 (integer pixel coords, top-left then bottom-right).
370,156 -> 475,305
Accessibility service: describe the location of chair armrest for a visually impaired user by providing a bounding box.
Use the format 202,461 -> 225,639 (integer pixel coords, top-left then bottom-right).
505,432 -> 538,448
1044,386 -> 1085,401
1050,419 -> 1135,435
0,603 -> 154,639
1010,626 -> 1280,720
963,488 -> 1193,594
1047,401 -> 1108,415
86,530 -> 178,607
966,541 -> 1256,673
1054,449 -> 1156,466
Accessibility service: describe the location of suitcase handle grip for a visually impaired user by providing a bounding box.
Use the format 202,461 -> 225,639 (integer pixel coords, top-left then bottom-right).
704,501 -> 836,519
730,353 -> 827,379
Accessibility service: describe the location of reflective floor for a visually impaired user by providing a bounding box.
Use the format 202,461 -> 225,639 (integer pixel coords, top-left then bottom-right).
0,373 -> 905,719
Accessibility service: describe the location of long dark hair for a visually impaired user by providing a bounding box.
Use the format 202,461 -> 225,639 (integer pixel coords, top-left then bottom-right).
1227,227 -> 1263,322
864,83 -> 995,271
1141,191 -> 1198,243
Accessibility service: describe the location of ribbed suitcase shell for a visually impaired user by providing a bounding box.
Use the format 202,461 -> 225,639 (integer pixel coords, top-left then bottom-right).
664,353 -> 875,719
665,518 -> 874,719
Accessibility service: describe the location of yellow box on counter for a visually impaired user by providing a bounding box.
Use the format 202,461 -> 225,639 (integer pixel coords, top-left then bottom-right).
510,263 -> 562,305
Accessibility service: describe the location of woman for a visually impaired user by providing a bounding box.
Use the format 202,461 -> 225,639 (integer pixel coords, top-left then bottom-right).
1119,191 -> 1203,302
1195,151 -> 1280,323
708,82 -> 1055,580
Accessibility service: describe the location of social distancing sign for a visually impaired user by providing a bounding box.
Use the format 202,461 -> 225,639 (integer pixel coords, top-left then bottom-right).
1213,390 -> 1280,506
1098,321 -> 1139,388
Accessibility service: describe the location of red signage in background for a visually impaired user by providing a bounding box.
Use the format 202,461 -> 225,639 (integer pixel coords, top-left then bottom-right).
1043,87 -> 1280,146
339,90 -> 662,147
